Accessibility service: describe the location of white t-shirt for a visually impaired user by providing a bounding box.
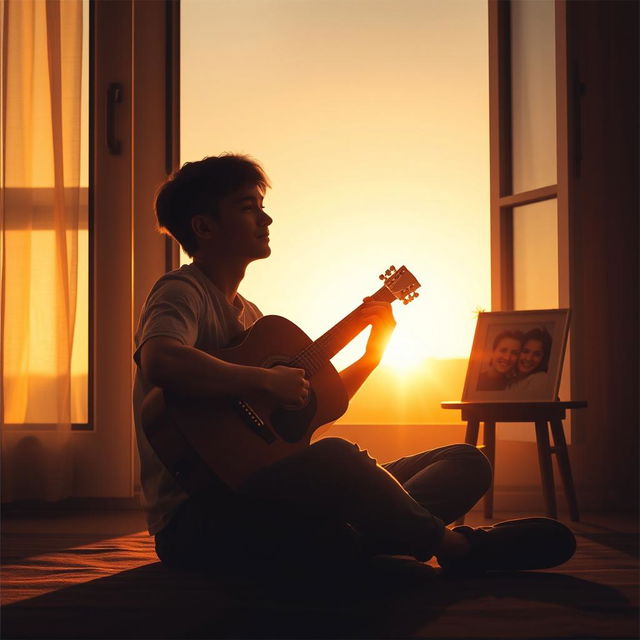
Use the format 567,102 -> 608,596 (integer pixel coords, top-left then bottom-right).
132,263 -> 262,535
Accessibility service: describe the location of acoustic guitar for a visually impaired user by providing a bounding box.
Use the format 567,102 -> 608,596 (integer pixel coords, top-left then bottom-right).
141,265 -> 421,493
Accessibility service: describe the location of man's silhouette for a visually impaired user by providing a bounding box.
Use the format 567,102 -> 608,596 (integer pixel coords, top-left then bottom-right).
133,154 -> 575,575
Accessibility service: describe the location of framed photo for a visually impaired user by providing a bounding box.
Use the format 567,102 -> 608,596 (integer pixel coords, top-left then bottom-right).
462,309 -> 570,402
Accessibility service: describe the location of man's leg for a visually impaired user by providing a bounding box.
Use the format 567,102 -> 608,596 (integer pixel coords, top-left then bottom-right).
383,444 -> 493,524
155,437 -> 446,571
382,444 -> 575,572
238,438 -> 446,562
156,438 -> 575,574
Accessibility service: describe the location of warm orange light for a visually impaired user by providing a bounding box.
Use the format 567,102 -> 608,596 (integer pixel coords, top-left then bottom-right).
180,1 -> 490,424
382,330 -> 426,373
3,229 -> 88,424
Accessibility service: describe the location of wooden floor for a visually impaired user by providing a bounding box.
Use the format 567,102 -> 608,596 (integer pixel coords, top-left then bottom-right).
1,508 -> 638,639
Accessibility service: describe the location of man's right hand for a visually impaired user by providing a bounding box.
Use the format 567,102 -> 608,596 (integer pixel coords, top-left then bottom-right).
263,365 -> 310,408
140,336 -> 311,405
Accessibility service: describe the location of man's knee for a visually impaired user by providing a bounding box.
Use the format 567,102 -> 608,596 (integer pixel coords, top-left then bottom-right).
311,437 -> 360,459
311,437 -> 375,466
449,443 -> 493,489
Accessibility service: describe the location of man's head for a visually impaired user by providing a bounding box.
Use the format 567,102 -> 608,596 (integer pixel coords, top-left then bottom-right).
155,154 -> 271,257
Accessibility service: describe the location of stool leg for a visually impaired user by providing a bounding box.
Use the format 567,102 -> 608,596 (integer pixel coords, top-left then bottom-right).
550,418 -> 580,521
534,420 -> 557,519
483,421 -> 496,519
464,419 -> 480,446
456,419 -> 481,525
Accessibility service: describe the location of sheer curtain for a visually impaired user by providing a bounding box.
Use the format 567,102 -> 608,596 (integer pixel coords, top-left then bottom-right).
1,0 -> 83,501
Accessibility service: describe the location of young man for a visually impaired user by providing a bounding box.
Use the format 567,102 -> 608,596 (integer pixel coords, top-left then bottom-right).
133,154 -> 576,575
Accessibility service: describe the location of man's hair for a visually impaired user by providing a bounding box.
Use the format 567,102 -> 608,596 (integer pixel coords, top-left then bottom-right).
154,154 -> 271,256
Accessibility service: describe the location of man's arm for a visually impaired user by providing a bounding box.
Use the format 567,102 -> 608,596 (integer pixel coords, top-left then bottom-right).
339,299 -> 396,400
140,336 -> 309,406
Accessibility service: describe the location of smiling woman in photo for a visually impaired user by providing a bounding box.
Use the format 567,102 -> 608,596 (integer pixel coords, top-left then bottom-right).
476,330 -> 524,391
508,327 -> 553,393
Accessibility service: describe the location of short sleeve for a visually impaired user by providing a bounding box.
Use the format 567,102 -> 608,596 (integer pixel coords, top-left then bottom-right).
133,277 -> 204,366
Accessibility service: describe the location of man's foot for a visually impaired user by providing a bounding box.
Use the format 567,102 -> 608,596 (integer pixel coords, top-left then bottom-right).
436,517 -> 576,573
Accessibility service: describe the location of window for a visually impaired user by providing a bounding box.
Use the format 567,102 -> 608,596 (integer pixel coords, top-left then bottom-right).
180,0 -> 490,424
2,0 -> 90,427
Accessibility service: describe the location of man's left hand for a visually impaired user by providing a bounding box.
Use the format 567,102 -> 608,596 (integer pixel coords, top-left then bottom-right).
358,297 -> 397,365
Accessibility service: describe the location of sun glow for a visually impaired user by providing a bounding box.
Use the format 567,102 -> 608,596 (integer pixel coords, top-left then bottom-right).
382,331 -> 426,372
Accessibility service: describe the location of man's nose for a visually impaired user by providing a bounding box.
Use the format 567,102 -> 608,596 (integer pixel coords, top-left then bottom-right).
260,211 -> 273,226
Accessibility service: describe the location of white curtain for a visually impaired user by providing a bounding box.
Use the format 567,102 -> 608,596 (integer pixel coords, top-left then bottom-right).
1,0 -> 83,501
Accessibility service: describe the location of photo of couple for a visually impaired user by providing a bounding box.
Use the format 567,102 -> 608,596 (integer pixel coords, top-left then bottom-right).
476,326 -> 552,393
462,309 -> 569,402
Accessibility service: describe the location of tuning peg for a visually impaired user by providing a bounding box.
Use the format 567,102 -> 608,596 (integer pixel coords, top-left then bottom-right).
390,265 -> 396,272
403,292 -> 420,304
379,273 -> 386,280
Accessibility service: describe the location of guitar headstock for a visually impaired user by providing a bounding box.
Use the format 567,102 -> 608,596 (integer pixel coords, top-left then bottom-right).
378,265 -> 421,305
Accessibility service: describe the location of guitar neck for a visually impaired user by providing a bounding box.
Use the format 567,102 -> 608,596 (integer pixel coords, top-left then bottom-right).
290,284 -> 395,376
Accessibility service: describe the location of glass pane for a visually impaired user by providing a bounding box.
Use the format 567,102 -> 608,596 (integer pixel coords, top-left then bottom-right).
513,199 -> 558,309
2,1 -> 89,425
180,0 -> 491,425
510,0 -> 557,193
511,197 -> 569,442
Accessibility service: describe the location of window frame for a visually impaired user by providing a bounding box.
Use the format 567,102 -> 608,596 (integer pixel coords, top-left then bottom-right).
488,0 -> 569,313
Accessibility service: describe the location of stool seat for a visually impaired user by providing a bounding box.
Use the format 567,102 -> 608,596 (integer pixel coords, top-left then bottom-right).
441,401 -> 586,523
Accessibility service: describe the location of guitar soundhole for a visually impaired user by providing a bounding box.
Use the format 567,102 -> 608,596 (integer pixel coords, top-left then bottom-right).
270,389 -> 318,443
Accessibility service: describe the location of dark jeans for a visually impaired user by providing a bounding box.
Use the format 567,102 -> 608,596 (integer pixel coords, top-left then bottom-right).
155,438 -> 492,571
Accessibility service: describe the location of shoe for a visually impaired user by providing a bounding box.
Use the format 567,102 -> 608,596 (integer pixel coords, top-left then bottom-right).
438,517 -> 576,573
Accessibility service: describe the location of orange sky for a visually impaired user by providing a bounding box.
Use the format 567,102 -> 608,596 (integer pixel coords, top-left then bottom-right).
180,0 -> 490,424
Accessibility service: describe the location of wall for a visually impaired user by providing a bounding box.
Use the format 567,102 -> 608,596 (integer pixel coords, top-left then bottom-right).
565,0 -> 639,511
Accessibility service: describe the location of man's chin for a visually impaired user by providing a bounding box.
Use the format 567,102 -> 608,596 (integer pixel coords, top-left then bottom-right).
250,246 -> 271,260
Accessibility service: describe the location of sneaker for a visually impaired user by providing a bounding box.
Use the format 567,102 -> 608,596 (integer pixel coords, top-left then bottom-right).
438,517 -> 576,573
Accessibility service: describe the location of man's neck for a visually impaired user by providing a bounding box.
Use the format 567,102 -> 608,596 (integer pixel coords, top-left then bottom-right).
192,255 -> 247,304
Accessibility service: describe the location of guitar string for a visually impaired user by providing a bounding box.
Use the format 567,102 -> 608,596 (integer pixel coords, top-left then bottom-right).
286,281 -> 404,377
294,319 -> 349,377
295,306 -> 365,374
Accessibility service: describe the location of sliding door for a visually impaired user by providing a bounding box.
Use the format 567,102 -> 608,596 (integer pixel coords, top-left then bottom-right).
1,0 -> 178,501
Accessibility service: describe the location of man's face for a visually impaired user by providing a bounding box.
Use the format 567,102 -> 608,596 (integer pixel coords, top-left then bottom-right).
214,184 -> 272,261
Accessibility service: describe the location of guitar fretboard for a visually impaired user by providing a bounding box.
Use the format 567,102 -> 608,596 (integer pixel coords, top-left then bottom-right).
290,284 -> 394,376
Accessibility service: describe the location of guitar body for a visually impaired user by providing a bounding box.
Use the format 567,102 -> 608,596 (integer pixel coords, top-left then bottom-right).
141,266 -> 420,495
142,315 -> 350,489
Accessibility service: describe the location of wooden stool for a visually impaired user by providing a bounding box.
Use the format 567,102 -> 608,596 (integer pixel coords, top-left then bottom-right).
441,401 -> 586,523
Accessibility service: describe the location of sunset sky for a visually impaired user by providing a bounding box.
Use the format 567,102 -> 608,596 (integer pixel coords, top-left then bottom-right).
180,0 -> 490,423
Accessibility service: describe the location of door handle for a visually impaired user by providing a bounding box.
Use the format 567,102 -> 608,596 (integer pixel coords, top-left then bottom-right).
106,82 -> 123,155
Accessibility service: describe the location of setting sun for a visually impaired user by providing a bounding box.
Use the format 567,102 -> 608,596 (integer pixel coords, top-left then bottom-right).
382,330 -> 426,372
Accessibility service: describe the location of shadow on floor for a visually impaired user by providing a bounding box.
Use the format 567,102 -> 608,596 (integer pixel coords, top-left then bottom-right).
1,511 -> 146,563
2,554 -> 636,639
572,520 -> 640,558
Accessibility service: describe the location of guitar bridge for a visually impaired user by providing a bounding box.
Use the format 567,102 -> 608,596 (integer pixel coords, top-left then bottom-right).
233,400 -> 276,444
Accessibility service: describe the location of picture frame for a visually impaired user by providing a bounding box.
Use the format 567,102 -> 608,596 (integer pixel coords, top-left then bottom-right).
462,309 -> 571,402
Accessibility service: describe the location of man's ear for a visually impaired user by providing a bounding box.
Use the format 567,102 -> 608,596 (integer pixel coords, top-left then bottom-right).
191,214 -> 217,240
